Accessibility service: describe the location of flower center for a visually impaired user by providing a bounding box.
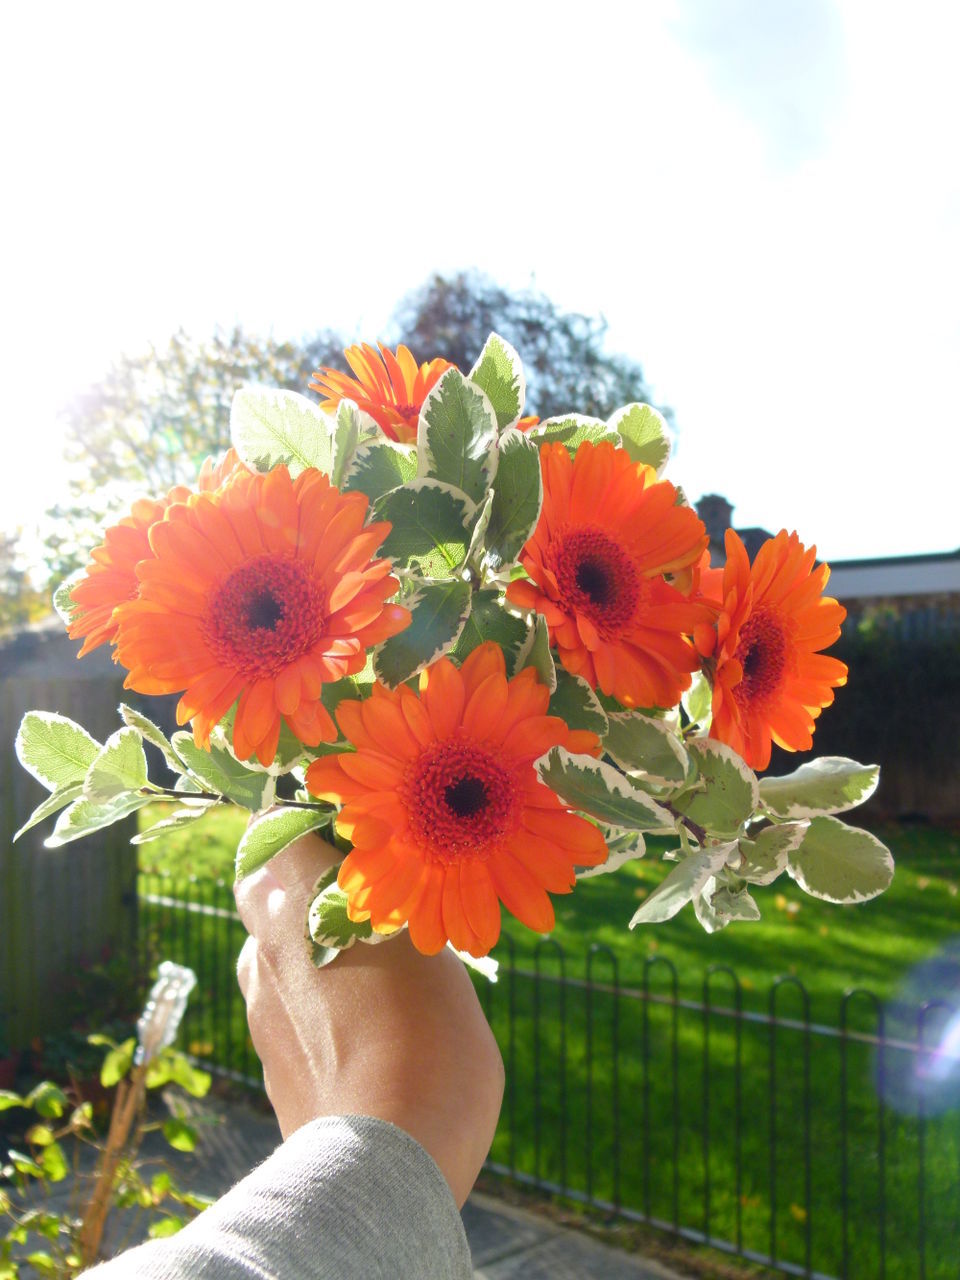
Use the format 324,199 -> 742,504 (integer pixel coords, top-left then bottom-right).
404,736 -> 518,864
552,526 -> 640,636
734,609 -> 790,705
394,401 -> 420,424
203,554 -> 325,679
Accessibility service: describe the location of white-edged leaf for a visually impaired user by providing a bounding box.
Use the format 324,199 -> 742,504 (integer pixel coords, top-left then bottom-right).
682,671 -> 713,730
308,876 -> 376,967
465,488 -> 495,567
735,821 -> 808,885
373,479 -> 475,579
786,815 -> 895,904
212,715 -> 307,776
373,578 -> 472,687
230,385 -> 334,476
536,747 -> 673,831
528,415 -> 618,453
577,831 -> 645,878
604,712 -> 690,788
452,946 -> 499,983
119,704 -> 182,773
13,784 -> 84,841
341,439 -> 417,503
45,792 -> 152,847
235,807 -> 332,880
83,728 -> 149,803
759,757 -> 881,819
672,738 -> 760,837
172,733 -> 273,810
330,398 -> 380,488
451,587 -> 532,676
608,402 -> 673,474
483,428 -> 542,570
417,368 -> 498,505
629,844 -> 735,926
53,570 -> 83,628
131,804 -> 220,844
522,613 -> 556,692
548,668 -> 608,737
468,332 -> 525,430
15,712 -> 101,791
694,878 -> 761,933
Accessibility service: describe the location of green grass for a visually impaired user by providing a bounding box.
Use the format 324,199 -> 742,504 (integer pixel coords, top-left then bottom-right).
137,809 -> 960,1278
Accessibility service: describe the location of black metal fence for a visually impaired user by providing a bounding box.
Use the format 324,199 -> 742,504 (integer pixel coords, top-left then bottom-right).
138,874 -> 960,1280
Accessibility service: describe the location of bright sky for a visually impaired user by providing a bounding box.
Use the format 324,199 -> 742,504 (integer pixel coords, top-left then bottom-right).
2,0 -> 957,564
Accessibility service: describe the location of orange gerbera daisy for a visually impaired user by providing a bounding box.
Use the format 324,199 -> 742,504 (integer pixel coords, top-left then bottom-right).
309,343 -> 452,444
696,529 -> 848,771
113,466 -> 410,766
67,449 -> 245,657
506,441 -> 710,710
304,643 -> 607,957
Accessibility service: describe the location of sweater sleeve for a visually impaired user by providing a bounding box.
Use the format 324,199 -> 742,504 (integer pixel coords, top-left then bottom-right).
82,1114 -> 474,1279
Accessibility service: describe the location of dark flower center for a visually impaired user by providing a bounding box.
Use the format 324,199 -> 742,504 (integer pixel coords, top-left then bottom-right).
203,554 -> 325,679
405,738 -> 518,863
552,526 -> 640,637
394,401 -> 420,423
734,609 -> 790,705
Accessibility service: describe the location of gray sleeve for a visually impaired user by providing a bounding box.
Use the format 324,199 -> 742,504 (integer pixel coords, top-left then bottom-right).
82,1114 -> 473,1279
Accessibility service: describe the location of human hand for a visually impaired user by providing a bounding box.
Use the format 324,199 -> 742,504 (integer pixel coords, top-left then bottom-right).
234,833 -> 504,1208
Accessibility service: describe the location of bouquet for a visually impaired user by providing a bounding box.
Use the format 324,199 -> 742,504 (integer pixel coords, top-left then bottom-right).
14,335 -> 893,965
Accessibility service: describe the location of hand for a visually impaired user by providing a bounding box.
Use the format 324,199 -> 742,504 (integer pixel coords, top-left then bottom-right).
234,833 -> 504,1208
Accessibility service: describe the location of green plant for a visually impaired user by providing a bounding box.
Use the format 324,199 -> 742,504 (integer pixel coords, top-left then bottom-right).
0,1020 -> 213,1275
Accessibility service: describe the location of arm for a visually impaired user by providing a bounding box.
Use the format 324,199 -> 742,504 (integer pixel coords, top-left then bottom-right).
84,834 -> 504,1277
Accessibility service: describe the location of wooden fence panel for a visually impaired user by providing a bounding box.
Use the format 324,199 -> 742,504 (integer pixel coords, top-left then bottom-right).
0,675 -> 138,1049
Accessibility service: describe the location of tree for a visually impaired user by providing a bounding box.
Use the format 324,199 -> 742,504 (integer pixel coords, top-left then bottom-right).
392,272 -> 659,421
0,531 -> 50,634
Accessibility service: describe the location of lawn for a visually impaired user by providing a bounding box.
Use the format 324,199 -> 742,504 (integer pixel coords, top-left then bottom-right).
137,807 -> 960,1279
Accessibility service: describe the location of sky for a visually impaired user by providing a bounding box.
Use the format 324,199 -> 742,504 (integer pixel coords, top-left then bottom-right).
2,0 -> 957,567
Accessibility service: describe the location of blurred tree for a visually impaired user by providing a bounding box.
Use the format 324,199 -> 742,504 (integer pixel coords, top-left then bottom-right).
392,272 -> 661,420
45,327 -> 345,578
0,531 -> 51,634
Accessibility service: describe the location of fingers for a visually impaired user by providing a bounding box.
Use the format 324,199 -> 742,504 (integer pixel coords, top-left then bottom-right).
235,831 -> 339,938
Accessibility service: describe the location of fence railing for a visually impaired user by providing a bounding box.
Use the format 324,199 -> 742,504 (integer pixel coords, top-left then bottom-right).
138,874 -> 960,1280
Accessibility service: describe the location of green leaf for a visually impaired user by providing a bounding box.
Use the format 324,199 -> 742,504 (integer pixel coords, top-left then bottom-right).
417,369 -> 498,505
672,739 -> 760,837
529,415 -> 618,453
373,480 -> 475,579
83,728 -> 149,803
9,1149 -> 43,1178
235,807 -> 332,880
468,332 -> 526,429
758,757 -> 881,819
13,784 -> 83,841
536,748 -> 673,832
120,704 -> 182,773
24,1124 -> 54,1147
24,1253 -> 57,1274
172,734 -> 273,810
682,671 -> 713,729
149,1216 -> 185,1239
15,712 -> 100,792
341,440 -> 417,503
307,878 -> 375,967
53,570 -> 82,627
162,1119 -> 197,1153
523,614 -> 556,692
786,816 -> 894,904
450,588 -> 532,676
604,712 -> 690,789
38,1143 -> 67,1184
45,791 -> 152,847
483,428 -> 542,571
165,1052 -> 212,1099
736,821 -> 807,885
629,844 -> 735,926
548,668 -> 608,737
131,804 -> 219,844
230,385 -> 333,476
24,1083 -> 67,1120
330,399 -> 380,488
0,1091 -> 24,1112
100,1039 -> 135,1087
373,579 -> 472,687
608,403 -> 673,473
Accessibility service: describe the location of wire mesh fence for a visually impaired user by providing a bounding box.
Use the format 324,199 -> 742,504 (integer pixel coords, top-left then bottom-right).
138,873 -> 960,1280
